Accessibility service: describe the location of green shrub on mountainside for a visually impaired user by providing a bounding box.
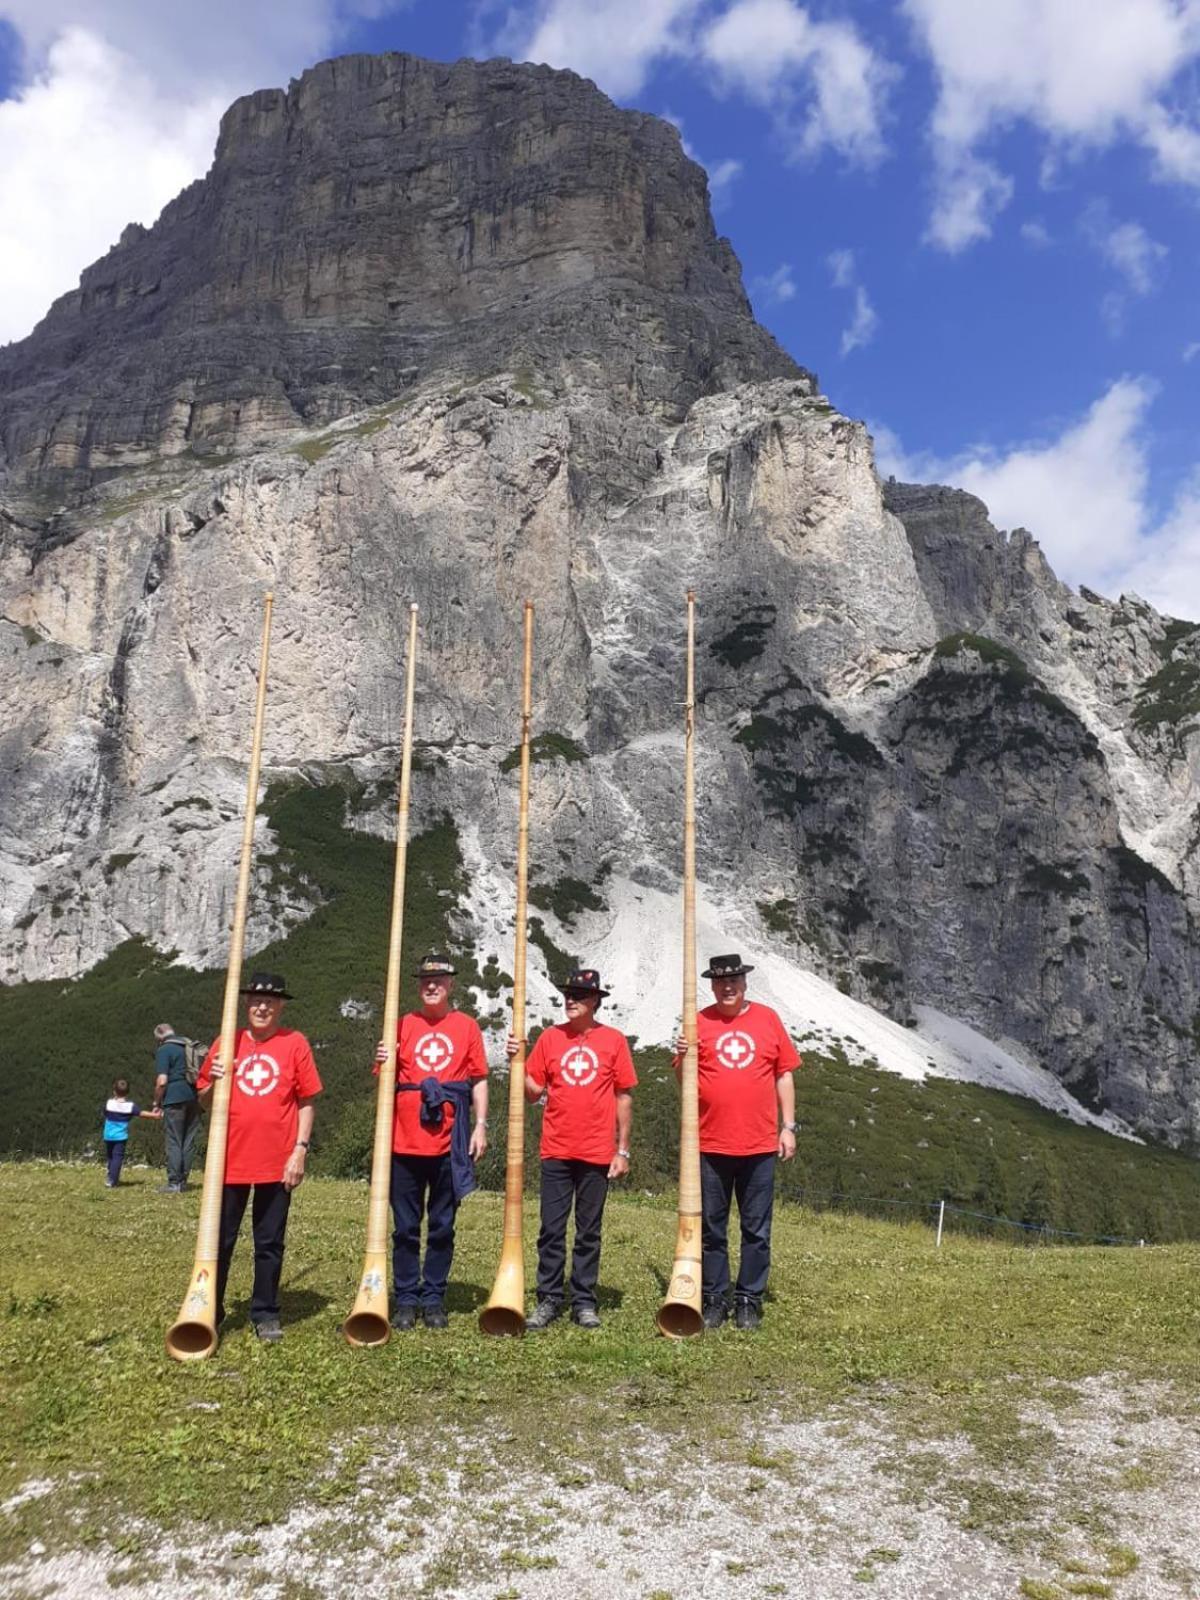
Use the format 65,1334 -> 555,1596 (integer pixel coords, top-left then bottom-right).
499,731 -> 587,772
4,777 -> 1200,1244
1132,659 -> 1200,736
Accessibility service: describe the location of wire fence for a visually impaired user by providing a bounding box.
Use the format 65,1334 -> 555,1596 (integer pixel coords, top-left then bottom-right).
784,1183 -> 1147,1247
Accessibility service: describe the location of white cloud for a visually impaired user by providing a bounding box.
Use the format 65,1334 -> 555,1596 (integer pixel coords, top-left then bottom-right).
660,109 -> 742,208
825,248 -> 878,355
905,0 -> 1200,250
752,263 -> 796,305
924,152 -> 1013,253
873,377 -> 1200,620
490,0 -> 700,99
1183,341 -> 1200,362
827,246 -> 855,288
707,156 -> 744,207
1082,203 -> 1169,294
1020,219 -> 1052,248
699,0 -> 894,165
0,3 -> 410,345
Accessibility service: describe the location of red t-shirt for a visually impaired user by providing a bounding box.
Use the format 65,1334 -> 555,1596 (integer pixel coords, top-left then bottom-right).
198,1027 -> 323,1184
387,1010 -> 487,1157
526,1022 -> 637,1165
696,1001 -> 800,1156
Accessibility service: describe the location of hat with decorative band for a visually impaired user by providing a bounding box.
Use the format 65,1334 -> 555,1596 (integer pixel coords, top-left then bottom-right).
557,967 -> 611,998
701,953 -> 754,979
414,954 -> 457,978
240,971 -> 293,1000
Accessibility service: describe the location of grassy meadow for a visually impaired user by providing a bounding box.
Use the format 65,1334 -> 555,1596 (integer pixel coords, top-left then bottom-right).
1,1161 -> 1198,1567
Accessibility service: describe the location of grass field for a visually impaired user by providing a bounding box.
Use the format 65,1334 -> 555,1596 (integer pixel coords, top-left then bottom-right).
2,1162 -> 1199,1599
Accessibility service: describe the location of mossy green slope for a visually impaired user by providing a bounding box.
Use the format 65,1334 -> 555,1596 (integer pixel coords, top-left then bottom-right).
3,780 -> 1200,1245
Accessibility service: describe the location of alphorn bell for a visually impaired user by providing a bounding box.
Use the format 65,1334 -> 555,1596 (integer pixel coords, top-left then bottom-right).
656,591 -> 705,1339
344,603 -> 420,1347
166,592 -> 275,1362
479,601 -> 535,1336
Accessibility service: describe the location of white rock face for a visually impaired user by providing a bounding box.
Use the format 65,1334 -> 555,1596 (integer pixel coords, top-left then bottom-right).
2,372 -> 1199,1140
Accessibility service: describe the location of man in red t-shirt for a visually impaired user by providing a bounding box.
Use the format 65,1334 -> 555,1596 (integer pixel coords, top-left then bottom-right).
373,953 -> 488,1330
196,971 -> 323,1343
512,967 -> 636,1330
673,953 -> 800,1331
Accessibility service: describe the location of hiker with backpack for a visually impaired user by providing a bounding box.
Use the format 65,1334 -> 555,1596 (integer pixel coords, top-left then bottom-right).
152,1022 -> 202,1193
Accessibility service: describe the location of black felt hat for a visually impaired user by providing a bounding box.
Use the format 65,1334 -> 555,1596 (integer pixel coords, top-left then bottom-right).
240,971 -> 293,1000
414,954 -> 457,978
557,967 -> 611,999
701,953 -> 755,980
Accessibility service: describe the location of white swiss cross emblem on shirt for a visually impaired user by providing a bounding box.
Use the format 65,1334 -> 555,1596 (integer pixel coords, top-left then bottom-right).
715,1030 -> 756,1071
561,1043 -> 600,1087
236,1051 -> 281,1097
414,1032 -> 455,1074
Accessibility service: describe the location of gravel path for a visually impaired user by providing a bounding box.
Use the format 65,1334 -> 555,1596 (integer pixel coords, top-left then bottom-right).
4,1376 -> 1199,1600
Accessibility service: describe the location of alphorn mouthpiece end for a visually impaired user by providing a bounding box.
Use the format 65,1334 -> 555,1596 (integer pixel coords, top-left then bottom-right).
409,602 -> 419,614
686,589 -> 696,603
264,590 -> 275,603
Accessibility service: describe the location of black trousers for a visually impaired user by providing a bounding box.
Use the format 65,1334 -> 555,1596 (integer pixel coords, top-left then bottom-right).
536,1158 -> 610,1309
701,1151 -> 777,1306
217,1182 -> 291,1325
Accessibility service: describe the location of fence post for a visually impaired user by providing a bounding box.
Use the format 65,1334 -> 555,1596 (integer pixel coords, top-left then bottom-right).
936,1199 -> 945,1248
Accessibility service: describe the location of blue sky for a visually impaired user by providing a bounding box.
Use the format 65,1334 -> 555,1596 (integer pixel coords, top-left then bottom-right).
2,0 -> 1199,615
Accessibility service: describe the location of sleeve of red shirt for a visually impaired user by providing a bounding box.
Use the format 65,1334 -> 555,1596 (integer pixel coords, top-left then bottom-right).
615,1033 -> 638,1089
773,1013 -> 801,1075
465,1020 -> 488,1080
295,1037 -> 324,1097
524,1031 -> 548,1092
195,1037 -> 221,1094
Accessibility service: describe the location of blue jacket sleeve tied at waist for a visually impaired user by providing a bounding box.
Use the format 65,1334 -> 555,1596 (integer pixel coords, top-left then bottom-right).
395,1077 -> 477,1202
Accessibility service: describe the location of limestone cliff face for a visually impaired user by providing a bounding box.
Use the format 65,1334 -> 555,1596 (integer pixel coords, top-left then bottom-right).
1,55 -> 1198,1142
0,53 -> 798,497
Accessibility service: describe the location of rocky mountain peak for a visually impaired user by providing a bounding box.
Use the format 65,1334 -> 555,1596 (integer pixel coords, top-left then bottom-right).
0,52 -> 800,500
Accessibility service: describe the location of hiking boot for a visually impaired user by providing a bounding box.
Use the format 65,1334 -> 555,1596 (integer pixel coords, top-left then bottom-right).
421,1303 -> 449,1330
525,1299 -> 562,1330
702,1299 -> 729,1331
253,1318 -> 284,1343
389,1304 -> 417,1331
157,1183 -> 182,1194
571,1305 -> 601,1329
733,1299 -> 762,1331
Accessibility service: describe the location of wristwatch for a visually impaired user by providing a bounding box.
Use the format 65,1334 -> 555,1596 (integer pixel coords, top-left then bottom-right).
294,1139 -> 311,1150
780,1121 -> 800,1135
617,1148 -> 632,1160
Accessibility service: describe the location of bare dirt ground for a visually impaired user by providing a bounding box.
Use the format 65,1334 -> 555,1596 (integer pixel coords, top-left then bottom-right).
4,1375 -> 1198,1600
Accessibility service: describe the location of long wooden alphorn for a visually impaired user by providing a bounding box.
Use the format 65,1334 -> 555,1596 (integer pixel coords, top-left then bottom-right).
657,591 -> 704,1339
344,603 -> 420,1347
166,592 -> 275,1362
479,601 -> 535,1336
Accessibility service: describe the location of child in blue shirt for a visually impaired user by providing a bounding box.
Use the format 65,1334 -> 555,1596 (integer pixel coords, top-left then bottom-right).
102,1079 -> 160,1187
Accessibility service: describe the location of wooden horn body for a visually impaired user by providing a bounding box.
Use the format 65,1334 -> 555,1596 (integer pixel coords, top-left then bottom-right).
166,593 -> 275,1362
479,602 -> 535,1337
344,604 -> 420,1347
657,591 -> 705,1339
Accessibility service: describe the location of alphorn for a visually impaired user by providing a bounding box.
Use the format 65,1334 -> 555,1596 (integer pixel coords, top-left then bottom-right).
166,591 -> 275,1362
344,603 -> 420,1347
656,590 -> 705,1339
479,601 -> 535,1336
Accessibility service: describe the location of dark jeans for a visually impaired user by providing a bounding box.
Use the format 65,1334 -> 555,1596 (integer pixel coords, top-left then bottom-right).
104,1140 -> 126,1184
217,1182 -> 291,1325
390,1153 -> 458,1308
163,1101 -> 200,1187
536,1158 -> 610,1310
701,1151 -> 777,1307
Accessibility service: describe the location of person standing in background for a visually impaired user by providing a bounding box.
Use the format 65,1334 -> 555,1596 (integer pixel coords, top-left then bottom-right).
101,1078 -> 160,1187
153,1022 -> 199,1193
